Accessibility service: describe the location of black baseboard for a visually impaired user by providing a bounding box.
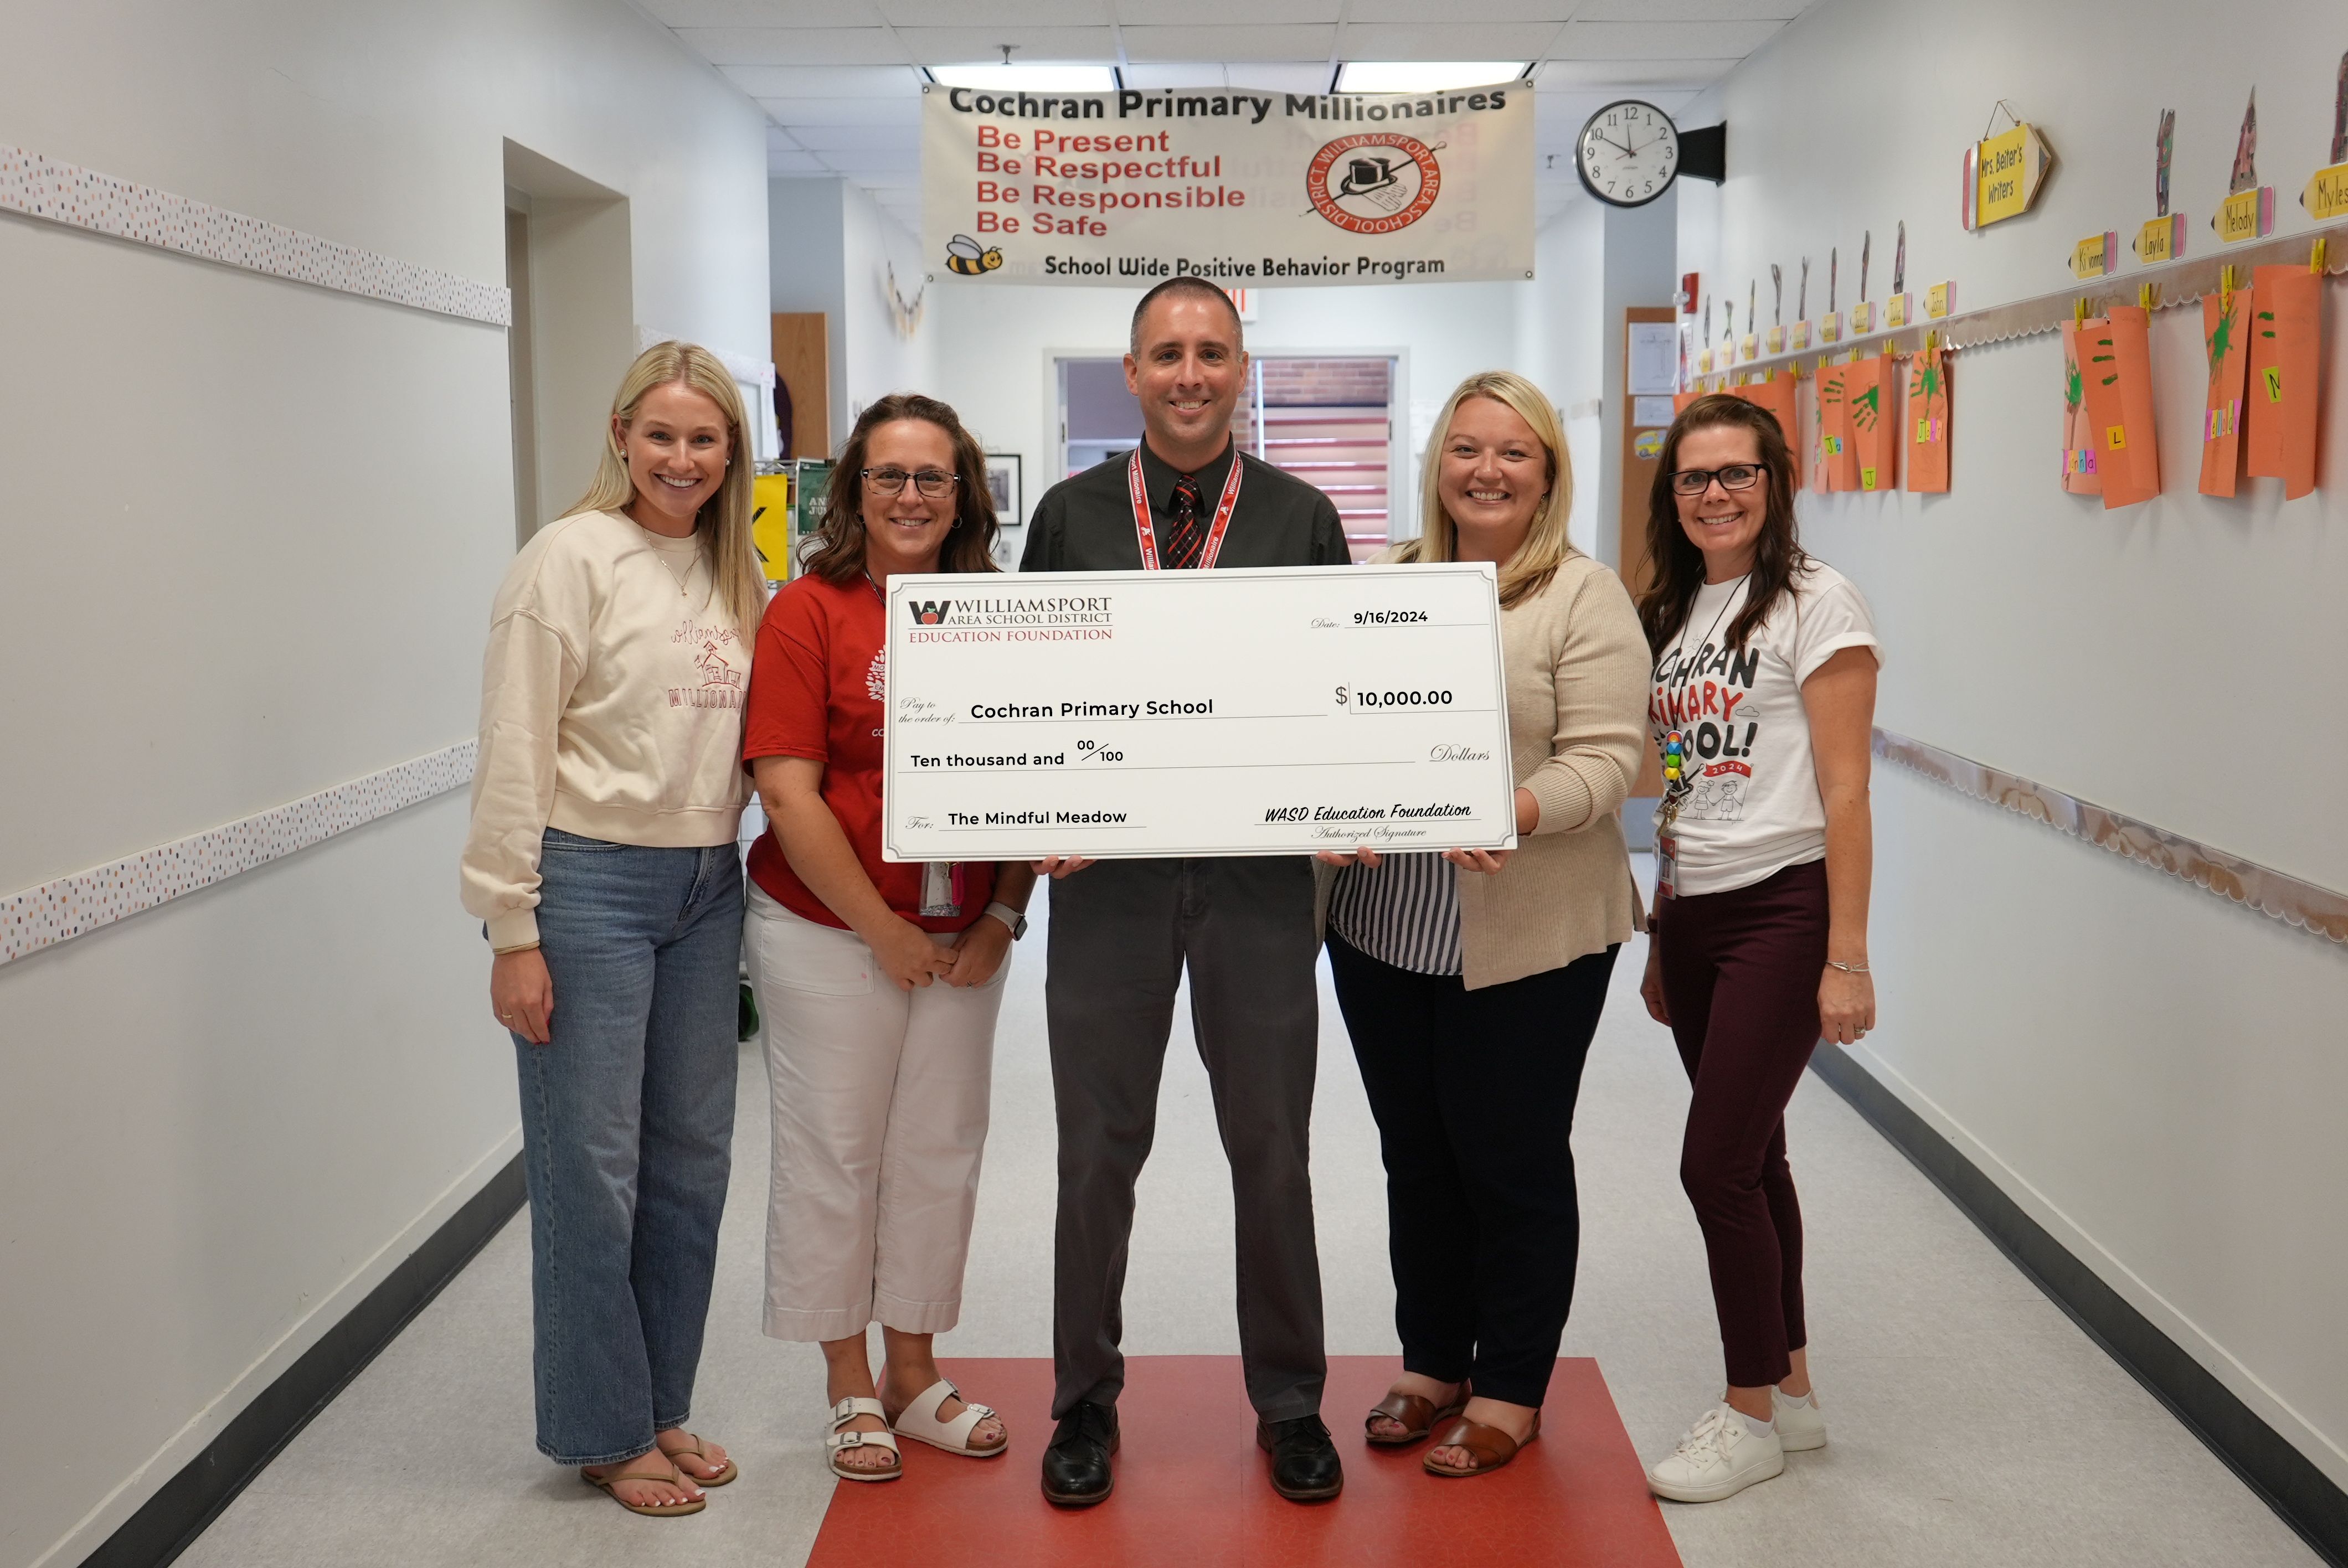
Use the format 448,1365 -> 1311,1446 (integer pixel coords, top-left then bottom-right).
1809,1045 -> 2347,1567
79,1156 -> 526,1568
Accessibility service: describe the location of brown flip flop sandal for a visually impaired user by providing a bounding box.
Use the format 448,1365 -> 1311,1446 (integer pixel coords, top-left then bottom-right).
661,1433 -> 738,1487
583,1463 -> 708,1515
1423,1411 -> 1541,1477
1365,1389 -> 1469,1447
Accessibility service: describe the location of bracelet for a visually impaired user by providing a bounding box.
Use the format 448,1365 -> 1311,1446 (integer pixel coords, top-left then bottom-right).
1825,958 -> 1870,974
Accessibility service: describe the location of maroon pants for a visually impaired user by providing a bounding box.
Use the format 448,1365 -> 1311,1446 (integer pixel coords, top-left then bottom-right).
1657,858 -> 1829,1389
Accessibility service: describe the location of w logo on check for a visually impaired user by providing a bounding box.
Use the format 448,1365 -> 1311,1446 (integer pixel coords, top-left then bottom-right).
908,600 -> 953,625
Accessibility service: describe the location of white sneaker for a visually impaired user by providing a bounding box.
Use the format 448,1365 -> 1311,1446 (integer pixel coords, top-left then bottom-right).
1645,1404 -> 1785,1503
1772,1388 -> 1826,1452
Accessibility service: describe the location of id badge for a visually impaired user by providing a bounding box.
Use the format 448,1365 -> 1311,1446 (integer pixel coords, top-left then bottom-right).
1655,831 -> 1680,903
920,861 -> 965,918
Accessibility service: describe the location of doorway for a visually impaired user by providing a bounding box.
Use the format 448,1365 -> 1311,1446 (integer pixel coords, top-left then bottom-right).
1056,354 -> 1400,561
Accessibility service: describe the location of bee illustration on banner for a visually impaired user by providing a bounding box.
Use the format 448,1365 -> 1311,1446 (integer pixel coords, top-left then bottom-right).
945,234 -> 1004,275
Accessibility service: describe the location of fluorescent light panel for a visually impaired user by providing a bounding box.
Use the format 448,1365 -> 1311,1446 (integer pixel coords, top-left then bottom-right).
928,64 -> 1116,92
1335,61 -> 1527,93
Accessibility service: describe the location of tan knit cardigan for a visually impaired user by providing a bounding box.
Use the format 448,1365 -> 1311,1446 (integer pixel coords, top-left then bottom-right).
1316,548 -> 1650,989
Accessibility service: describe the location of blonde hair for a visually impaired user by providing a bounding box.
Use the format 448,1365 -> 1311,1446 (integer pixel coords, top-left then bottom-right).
1395,370 -> 1577,608
562,341 -> 766,637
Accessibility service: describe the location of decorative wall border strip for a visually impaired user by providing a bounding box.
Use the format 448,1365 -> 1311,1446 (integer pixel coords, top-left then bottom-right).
1876,729 -> 2347,946
1,742 -> 476,967
0,146 -> 509,327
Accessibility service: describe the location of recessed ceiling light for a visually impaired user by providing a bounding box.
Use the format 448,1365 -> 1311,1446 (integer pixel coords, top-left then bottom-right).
1335,61 -> 1528,94
929,64 -> 1116,92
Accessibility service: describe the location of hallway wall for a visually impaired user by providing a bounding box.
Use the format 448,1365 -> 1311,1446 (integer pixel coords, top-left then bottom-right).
1674,0 -> 2348,1494
0,4 -> 769,1565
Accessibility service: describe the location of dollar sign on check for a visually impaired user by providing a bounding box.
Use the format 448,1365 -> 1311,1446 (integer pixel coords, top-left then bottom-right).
1334,685 -> 1348,705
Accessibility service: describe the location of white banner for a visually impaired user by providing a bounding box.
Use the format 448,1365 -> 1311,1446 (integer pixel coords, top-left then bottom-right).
921,80 -> 1533,289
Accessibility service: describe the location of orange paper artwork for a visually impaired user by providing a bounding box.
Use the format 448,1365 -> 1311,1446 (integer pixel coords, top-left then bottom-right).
1816,362 -> 1861,492
2198,283 -> 2251,497
2059,321 -> 2102,494
2077,311 -> 2161,508
2246,264 -> 2322,498
1906,348 -> 1951,493
1848,355 -> 1898,492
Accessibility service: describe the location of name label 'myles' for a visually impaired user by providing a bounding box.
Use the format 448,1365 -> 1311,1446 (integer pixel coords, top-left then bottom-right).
881,565 -> 1519,860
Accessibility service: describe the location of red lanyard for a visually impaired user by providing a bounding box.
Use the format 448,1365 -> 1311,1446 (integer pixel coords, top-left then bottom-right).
1126,447 -> 1242,570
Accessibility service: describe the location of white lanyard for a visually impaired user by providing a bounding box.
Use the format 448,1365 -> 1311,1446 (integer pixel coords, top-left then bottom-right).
1126,447 -> 1242,570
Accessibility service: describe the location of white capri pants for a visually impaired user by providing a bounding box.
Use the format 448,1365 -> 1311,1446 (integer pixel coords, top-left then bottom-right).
744,883 -> 1009,1342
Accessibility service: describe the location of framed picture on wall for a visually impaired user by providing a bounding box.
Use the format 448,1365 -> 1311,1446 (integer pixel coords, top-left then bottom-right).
985,452 -> 1022,528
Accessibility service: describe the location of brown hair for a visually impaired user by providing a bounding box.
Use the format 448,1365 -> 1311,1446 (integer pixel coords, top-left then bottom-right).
800,394 -> 1003,582
1129,277 -> 1244,354
1634,393 -> 1808,653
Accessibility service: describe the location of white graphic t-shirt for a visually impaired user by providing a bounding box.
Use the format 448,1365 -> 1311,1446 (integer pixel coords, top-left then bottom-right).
1649,560 -> 1880,898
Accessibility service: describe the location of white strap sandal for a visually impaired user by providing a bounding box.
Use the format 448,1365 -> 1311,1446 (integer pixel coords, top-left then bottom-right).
889,1379 -> 1008,1458
826,1395 -> 902,1482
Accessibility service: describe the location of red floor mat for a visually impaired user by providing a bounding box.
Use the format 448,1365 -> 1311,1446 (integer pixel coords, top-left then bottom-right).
807,1356 -> 1682,1567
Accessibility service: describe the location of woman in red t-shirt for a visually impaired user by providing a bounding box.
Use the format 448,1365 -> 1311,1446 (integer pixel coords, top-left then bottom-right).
742,394 -> 1036,1483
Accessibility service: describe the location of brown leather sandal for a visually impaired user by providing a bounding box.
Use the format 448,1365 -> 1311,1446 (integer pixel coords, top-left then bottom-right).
1422,1410 -> 1541,1477
1365,1388 -> 1469,1447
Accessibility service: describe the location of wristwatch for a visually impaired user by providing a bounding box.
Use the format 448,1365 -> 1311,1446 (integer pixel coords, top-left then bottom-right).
983,900 -> 1029,940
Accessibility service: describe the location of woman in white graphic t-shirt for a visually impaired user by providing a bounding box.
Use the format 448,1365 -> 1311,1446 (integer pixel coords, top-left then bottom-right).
1629,393 -> 1881,1507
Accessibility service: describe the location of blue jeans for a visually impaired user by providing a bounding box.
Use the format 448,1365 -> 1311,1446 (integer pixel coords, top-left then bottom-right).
513,827 -> 742,1465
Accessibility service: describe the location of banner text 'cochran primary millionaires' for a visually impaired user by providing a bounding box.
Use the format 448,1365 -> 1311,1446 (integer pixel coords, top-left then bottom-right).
948,86 -> 1513,240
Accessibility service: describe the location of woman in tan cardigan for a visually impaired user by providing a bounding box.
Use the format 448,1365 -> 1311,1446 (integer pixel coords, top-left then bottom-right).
1317,370 -> 1648,1479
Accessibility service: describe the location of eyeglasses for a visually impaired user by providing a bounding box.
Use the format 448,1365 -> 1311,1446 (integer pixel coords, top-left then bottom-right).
861,466 -> 961,499
1669,464 -> 1764,497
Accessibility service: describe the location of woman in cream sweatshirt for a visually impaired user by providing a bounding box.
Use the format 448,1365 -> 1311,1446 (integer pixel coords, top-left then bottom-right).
460,342 -> 764,1518
1317,370 -> 1649,1482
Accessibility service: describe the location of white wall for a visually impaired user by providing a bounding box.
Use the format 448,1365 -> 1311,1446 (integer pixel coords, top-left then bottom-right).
770,176 -> 934,452
1678,0 -> 2348,1489
0,3 -> 769,1564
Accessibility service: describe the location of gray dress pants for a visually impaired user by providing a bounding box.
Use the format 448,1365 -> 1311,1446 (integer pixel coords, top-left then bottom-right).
1046,855 -> 1329,1423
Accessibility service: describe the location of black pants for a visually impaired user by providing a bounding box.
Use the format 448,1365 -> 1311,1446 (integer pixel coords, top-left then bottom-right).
1656,859 -> 1828,1388
1327,932 -> 1619,1409
1045,857 -> 1328,1422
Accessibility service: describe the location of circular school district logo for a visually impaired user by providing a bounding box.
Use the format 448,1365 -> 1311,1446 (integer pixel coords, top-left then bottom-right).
1305,134 -> 1442,235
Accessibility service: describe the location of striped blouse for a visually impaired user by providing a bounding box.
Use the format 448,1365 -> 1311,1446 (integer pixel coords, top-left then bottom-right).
1327,852 -> 1463,976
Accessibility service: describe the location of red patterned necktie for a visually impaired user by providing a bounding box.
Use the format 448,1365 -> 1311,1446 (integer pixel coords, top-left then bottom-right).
1163,472 -> 1206,569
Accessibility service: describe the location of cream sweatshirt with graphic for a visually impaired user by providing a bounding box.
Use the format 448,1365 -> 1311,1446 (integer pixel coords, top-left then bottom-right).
461,509 -> 752,949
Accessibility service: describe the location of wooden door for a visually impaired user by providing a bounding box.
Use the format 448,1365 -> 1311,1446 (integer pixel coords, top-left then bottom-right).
771,312 -> 830,460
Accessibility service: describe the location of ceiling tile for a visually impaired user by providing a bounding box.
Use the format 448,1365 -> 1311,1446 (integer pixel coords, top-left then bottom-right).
1534,86 -> 1697,135
1224,61 -> 1336,92
1341,0 -> 1571,22
768,149 -> 830,173
723,64 -> 926,95
1119,63 -> 1226,87
1114,0 -> 1340,21
787,123 -> 920,151
757,95 -> 921,125
1333,21 -> 1562,60
765,125 -> 805,148
875,0 -> 1109,21
1121,24 -> 1337,61
893,25 -> 1118,61
1533,56 -> 1741,86
643,0 -> 884,23
818,147 -> 924,173
1551,19 -> 1783,58
678,26 -> 908,64
1572,0 -> 1804,17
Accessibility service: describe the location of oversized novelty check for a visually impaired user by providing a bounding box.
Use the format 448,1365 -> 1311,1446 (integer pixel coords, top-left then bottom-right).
881,564 -> 1517,861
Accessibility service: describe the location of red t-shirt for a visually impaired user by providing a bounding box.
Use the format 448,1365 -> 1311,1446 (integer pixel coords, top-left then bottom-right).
742,572 -> 996,931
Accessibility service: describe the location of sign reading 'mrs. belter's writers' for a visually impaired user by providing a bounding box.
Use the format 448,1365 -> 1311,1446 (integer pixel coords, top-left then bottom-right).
920,80 -> 1533,288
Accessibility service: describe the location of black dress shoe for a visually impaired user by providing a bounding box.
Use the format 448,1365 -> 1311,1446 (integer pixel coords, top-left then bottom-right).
1257,1414 -> 1343,1502
1041,1401 -> 1119,1507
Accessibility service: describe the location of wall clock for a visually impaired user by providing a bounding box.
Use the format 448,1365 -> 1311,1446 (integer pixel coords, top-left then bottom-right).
1575,100 -> 1679,208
